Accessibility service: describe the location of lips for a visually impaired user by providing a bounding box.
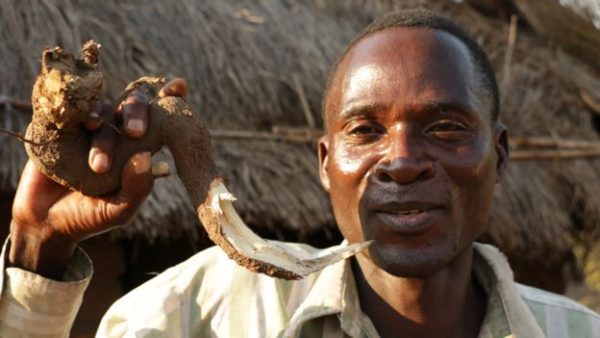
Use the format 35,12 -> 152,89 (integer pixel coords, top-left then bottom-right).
392,209 -> 427,215
375,201 -> 444,214
371,201 -> 445,235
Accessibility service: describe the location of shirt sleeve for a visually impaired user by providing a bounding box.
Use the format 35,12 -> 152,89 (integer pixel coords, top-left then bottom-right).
0,236 -> 92,337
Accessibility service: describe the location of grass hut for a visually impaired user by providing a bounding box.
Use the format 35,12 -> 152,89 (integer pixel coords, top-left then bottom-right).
1,0 -> 599,334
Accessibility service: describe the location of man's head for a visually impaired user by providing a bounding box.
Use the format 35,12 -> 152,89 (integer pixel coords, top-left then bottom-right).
322,9 -> 500,125
318,9 -> 508,277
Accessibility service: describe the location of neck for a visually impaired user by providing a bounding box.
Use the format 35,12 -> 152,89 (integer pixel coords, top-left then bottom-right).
352,246 -> 486,338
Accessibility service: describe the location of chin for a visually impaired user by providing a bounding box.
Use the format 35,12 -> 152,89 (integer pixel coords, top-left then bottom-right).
367,241 -> 463,278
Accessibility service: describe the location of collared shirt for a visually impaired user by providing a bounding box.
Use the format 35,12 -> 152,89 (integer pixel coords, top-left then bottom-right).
0,241 -> 598,337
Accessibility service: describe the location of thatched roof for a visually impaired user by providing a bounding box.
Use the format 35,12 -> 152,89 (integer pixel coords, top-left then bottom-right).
1,0 -> 599,271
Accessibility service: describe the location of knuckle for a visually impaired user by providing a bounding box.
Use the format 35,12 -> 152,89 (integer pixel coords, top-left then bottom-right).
123,101 -> 149,118
91,132 -> 110,149
99,202 -> 127,227
125,91 -> 149,106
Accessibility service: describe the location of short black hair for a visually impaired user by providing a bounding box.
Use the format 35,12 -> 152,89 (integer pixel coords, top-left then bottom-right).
322,8 -> 499,124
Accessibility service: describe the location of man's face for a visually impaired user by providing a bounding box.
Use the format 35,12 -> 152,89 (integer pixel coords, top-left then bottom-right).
319,27 -> 507,277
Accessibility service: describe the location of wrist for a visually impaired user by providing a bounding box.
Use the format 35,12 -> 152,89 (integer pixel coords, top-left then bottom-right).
8,220 -> 77,280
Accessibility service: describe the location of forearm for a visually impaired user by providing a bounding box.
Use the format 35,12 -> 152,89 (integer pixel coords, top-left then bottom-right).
8,220 -> 77,280
0,236 -> 91,337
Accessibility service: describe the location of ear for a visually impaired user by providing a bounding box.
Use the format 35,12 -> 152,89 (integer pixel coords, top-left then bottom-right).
317,136 -> 330,192
493,123 -> 509,183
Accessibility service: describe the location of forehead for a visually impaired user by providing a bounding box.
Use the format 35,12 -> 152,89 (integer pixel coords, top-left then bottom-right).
326,27 -> 485,123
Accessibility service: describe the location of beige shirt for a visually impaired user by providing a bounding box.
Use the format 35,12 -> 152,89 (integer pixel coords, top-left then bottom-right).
0,241 -> 599,337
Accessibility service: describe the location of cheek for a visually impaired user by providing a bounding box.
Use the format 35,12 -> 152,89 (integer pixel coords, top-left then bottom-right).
327,142 -> 380,240
329,140 -> 381,187
331,145 -> 369,177
445,139 -> 497,185
444,139 -> 497,233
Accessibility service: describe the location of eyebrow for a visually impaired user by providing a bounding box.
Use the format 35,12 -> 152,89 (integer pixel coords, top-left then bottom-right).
422,100 -> 478,117
338,102 -> 386,121
337,99 -> 479,121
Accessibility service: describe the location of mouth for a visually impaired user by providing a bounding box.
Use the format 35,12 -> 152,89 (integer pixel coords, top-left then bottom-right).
373,203 -> 445,235
390,209 -> 428,215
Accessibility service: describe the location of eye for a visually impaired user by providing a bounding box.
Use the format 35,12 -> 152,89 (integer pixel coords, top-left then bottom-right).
349,124 -> 381,135
427,121 -> 466,132
424,120 -> 472,141
343,121 -> 384,143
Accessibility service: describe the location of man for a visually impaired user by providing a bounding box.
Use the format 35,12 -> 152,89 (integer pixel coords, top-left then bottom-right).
1,8 -> 599,338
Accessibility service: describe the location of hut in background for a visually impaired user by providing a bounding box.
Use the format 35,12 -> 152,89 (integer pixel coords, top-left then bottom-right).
1,0 -> 599,335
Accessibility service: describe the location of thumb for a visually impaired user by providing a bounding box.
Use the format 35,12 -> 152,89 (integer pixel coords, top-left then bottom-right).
108,152 -> 154,221
158,78 -> 188,99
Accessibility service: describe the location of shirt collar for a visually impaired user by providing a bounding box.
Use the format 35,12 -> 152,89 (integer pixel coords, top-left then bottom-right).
284,242 -> 545,338
283,240 -> 377,338
473,243 -> 545,338
282,250 -> 346,338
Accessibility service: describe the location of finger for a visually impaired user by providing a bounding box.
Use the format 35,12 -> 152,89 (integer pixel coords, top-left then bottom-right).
88,120 -> 117,174
82,101 -> 103,131
121,89 -> 149,138
108,152 -> 154,221
158,78 -> 188,99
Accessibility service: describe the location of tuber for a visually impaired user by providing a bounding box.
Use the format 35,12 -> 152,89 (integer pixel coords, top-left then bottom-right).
24,41 -> 370,280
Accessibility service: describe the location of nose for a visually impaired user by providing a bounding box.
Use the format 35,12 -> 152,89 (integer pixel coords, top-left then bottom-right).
373,128 -> 434,184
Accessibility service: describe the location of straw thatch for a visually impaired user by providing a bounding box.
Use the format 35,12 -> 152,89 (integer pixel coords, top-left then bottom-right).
512,0 -> 600,67
0,0 -> 599,272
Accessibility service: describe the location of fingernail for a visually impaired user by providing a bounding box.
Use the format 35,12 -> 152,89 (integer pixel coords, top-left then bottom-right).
133,152 -> 151,174
127,119 -> 144,134
92,153 -> 110,173
151,161 -> 171,178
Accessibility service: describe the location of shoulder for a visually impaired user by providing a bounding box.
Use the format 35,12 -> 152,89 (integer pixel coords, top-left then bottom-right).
96,246 -> 230,335
98,242 -> 321,335
517,283 -> 600,318
517,283 -> 600,336
108,242 -> 308,304
473,243 -> 600,336
167,241 -> 322,288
